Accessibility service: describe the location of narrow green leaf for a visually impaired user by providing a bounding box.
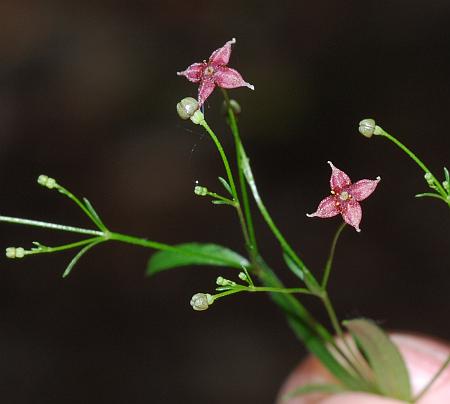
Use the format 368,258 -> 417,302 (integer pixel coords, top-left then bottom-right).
444,167 -> 449,182
344,318 -> 412,401
83,197 -> 107,229
415,192 -> 448,202
218,176 -> 233,195
146,243 -> 249,276
283,383 -> 346,400
63,240 -> 103,278
283,253 -> 304,280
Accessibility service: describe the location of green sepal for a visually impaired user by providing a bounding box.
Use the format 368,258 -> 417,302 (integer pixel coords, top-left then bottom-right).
283,383 -> 346,401
146,243 -> 249,276
344,318 -> 412,401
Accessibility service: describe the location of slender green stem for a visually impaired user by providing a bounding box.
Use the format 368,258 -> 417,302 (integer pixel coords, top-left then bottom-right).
57,185 -> 108,231
222,89 -> 258,254
199,119 -> 252,250
205,191 -> 236,206
240,149 -> 318,288
27,237 -> 102,255
413,355 -> 450,402
321,292 -> 372,381
376,127 -> 448,202
108,231 -> 246,269
0,215 -> 105,236
322,222 -> 346,289
214,284 -> 320,303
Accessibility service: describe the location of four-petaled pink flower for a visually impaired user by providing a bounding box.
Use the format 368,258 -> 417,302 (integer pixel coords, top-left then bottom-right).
177,38 -> 254,107
307,162 -> 381,232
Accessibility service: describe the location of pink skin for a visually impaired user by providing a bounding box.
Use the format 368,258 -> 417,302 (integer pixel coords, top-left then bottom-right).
307,161 -> 381,232
278,334 -> 450,404
177,38 -> 254,106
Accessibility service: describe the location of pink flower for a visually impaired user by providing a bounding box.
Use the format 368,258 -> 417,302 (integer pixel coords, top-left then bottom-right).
307,162 -> 381,232
177,38 -> 254,107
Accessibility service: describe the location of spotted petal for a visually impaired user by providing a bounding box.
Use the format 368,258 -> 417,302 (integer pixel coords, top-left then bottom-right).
177,63 -> 204,83
328,161 -> 351,191
214,66 -> 254,90
209,38 -> 236,66
341,200 -> 362,232
307,196 -> 340,218
198,79 -> 216,106
347,177 -> 381,202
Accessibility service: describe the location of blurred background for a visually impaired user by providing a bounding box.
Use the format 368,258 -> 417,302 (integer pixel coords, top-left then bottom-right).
0,1 -> 449,403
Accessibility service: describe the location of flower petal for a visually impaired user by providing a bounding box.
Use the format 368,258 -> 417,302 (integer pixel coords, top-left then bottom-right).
307,196 -> 340,218
177,63 -> 204,83
328,161 -> 351,191
209,38 -> 236,65
213,66 -> 254,90
341,200 -> 362,232
198,78 -> 216,106
346,177 -> 381,201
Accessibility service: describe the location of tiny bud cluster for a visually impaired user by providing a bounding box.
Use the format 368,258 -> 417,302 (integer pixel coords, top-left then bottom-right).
194,185 -> 208,196
37,175 -> 57,189
216,276 -> 236,287
6,247 -> 25,259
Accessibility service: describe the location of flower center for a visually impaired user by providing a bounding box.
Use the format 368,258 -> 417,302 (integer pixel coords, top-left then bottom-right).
204,66 -> 215,76
339,191 -> 350,201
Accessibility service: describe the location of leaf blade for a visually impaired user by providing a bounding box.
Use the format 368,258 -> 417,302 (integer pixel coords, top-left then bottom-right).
146,243 -> 249,276
344,318 -> 412,401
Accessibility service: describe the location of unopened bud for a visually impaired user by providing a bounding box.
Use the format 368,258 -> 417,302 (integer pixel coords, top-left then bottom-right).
37,175 -> 57,189
177,97 -> 199,120
6,247 -> 25,259
222,99 -> 242,115
190,293 -> 213,311
238,272 -> 248,282
194,185 -> 208,196
358,119 -> 376,138
424,172 -> 435,187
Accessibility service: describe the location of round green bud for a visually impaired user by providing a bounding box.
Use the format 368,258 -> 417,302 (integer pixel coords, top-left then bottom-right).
176,97 -> 199,120
238,272 -> 247,281
358,119 -> 376,138
190,293 -> 213,311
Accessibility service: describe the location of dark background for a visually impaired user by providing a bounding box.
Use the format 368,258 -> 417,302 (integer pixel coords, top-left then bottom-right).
0,1 -> 449,403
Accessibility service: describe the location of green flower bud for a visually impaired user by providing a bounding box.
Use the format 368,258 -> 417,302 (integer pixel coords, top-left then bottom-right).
194,185 -> 208,196
6,247 -> 25,259
190,293 -> 213,311
37,175 -> 57,189
358,119 -> 376,138
424,172 -> 435,187
221,99 -> 242,115
176,97 -> 199,120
